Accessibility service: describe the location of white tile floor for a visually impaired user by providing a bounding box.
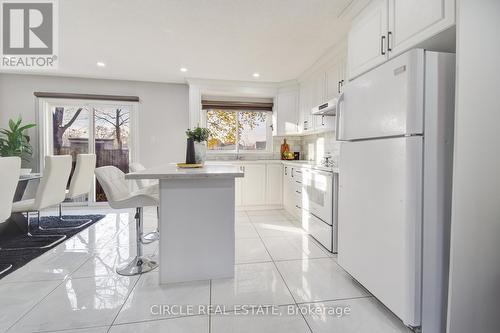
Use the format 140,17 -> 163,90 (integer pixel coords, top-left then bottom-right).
0,208 -> 412,333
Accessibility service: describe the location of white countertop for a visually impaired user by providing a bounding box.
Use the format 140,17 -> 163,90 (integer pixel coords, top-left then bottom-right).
125,164 -> 244,180
207,159 -> 339,173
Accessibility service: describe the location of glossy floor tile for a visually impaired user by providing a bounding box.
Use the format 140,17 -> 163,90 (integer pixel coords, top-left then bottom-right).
211,305 -> 310,333
1,209 -> 410,333
236,238 -> 272,264
71,244 -> 157,279
211,262 -> 295,310
262,235 -> 330,261
0,280 -> 60,332
115,271 -> 210,324
254,220 -> 308,238
109,315 -> 208,332
9,275 -> 138,332
235,223 -> 260,239
300,297 -> 412,333
0,248 -> 91,283
276,258 -> 369,303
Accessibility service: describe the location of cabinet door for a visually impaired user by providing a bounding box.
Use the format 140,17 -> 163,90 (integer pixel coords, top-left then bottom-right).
235,177 -> 242,206
275,89 -> 299,136
347,0 -> 389,80
266,164 -> 283,205
339,55 -> 347,91
388,0 -> 455,57
282,165 -> 292,213
325,60 -> 341,101
299,79 -> 314,132
241,164 -> 266,206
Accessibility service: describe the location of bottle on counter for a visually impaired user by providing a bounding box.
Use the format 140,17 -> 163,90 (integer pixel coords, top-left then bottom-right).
280,138 -> 289,160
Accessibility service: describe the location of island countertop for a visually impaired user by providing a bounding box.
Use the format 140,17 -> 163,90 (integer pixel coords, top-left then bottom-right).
125,164 -> 244,180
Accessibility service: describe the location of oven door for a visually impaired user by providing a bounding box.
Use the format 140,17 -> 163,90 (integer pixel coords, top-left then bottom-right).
302,169 -> 333,224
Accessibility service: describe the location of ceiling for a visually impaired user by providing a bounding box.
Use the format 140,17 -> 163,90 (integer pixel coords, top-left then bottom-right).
3,0 -> 353,83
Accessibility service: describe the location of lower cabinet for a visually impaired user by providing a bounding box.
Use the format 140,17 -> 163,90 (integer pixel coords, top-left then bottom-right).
233,162 -> 283,208
241,164 -> 266,206
266,163 -> 283,205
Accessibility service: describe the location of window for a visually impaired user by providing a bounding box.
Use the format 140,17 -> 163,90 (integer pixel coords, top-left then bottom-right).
205,109 -> 272,153
38,98 -> 138,204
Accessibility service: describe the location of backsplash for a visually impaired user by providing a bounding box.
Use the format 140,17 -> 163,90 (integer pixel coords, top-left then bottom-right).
300,131 -> 340,164
274,131 -> 339,163
208,131 -> 339,162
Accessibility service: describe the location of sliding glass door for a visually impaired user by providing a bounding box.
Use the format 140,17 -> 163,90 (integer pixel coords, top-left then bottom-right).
38,98 -> 137,205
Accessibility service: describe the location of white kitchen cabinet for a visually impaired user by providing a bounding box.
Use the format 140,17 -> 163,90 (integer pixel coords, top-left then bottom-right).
348,0 -> 389,80
348,0 -> 455,80
387,0 -> 455,56
274,87 -> 299,136
325,60 -> 342,101
235,177 -> 242,206
241,164 -> 266,206
299,79 -> 314,132
266,163 -> 283,205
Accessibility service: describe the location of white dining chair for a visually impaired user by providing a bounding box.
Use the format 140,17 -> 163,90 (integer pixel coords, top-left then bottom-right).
41,154 -> 97,230
0,157 -> 21,274
9,155 -> 72,249
95,166 -> 159,276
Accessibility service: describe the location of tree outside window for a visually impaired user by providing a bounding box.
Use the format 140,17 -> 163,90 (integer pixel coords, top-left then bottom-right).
206,109 -> 270,152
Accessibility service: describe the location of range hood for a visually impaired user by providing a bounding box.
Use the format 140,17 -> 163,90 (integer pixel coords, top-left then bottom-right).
312,98 -> 337,116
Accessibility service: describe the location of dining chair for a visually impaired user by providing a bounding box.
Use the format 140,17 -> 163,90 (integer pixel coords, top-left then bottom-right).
40,154 -> 97,230
95,166 -> 159,276
9,155 -> 72,250
0,157 -> 21,274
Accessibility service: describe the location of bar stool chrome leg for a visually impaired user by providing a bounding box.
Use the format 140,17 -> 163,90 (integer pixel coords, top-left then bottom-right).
116,207 -> 158,276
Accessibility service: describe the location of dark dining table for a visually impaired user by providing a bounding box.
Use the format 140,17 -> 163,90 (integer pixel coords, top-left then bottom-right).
0,173 -> 41,236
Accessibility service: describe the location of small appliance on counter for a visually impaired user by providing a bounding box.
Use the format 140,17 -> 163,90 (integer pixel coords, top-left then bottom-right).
293,152 -> 300,160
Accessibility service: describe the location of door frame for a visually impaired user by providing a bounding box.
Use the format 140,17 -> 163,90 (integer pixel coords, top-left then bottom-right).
36,97 -> 139,206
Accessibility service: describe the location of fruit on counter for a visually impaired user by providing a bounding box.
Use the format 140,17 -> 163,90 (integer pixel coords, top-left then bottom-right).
284,151 -> 294,160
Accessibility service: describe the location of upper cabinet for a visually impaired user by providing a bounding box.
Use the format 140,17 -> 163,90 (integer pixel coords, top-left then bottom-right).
273,84 -> 299,136
298,46 -> 347,134
387,0 -> 455,56
348,0 -> 455,80
348,0 -> 389,80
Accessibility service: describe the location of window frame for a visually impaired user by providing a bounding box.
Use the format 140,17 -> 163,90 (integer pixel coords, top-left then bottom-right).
201,108 -> 273,155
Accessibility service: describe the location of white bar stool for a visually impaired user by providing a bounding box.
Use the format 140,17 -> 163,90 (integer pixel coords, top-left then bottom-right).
95,166 -> 159,276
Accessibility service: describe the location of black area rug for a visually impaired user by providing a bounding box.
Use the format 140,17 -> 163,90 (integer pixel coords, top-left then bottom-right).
0,214 -> 105,280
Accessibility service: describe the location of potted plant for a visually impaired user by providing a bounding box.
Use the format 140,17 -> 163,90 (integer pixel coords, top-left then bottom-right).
186,127 -> 210,164
0,117 -> 36,175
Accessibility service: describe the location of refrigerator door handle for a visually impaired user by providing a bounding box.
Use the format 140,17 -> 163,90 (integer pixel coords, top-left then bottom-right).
335,92 -> 345,141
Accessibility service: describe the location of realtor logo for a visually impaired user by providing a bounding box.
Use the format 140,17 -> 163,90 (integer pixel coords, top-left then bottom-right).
1,0 -> 58,68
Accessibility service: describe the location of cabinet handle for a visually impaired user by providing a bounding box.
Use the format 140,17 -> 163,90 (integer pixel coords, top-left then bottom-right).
387,31 -> 392,52
381,35 -> 386,55
284,166 -> 287,176
338,81 -> 341,94
295,190 -> 301,194
321,115 -> 325,126
291,168 -> 294,178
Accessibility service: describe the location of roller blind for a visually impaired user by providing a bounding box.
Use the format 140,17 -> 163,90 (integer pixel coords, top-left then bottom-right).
201,100 -> 273,111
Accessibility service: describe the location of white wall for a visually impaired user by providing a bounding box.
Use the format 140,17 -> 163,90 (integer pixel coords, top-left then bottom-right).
0,74 -> 189,170
447,1 -> 500,332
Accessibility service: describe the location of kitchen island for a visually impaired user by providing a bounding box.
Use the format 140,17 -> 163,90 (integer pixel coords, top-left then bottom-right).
126,164 -> 244,284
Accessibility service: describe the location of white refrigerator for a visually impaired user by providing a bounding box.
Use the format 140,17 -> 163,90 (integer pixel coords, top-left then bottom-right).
336,49 -> 455,332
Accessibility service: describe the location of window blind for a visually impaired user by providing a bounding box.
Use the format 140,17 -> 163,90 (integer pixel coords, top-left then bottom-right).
201,100 -> 273,111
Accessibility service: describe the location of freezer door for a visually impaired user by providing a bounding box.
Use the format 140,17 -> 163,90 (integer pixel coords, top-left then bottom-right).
337,49 -> 424,141
338,136 -> 423,326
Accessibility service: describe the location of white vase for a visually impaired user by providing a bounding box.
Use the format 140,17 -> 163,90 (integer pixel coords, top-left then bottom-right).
194,141 -> 207,164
